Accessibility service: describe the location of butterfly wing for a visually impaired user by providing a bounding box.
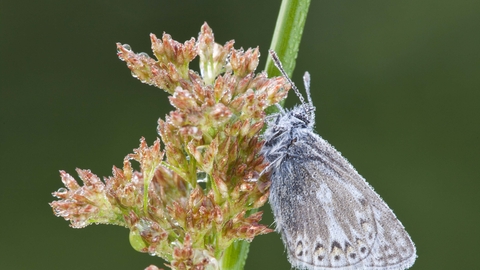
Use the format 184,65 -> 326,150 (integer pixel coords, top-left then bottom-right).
269,131 -> 416,270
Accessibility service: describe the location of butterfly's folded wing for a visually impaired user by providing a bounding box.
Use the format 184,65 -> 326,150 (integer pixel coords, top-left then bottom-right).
269,132 -> 416,270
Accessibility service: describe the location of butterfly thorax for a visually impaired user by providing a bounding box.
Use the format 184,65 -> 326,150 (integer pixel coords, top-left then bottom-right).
261,105 -> 316,169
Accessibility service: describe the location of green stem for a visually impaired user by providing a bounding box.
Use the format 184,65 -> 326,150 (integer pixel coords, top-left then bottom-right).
265,0 -> 311,78
219,240 -> 250,270
220,0 -> 311,269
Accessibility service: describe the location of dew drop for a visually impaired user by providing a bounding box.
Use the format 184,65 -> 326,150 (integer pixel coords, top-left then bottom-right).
122,44 -> 132,51
129,228 -> 147,252
196,171 -> 207,183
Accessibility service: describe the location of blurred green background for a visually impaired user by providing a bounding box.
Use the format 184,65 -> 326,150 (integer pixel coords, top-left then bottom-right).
1,0 -> 479,269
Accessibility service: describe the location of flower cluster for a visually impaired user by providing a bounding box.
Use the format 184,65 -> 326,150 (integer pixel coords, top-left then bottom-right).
50,23 -> 290,269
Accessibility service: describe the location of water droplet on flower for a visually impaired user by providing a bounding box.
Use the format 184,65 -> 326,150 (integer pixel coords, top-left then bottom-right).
196,171 -> 207,183
129,228 -> 147,252
122,44 -> 132,51
57,187 -> 67,194
139,52 -> 149,58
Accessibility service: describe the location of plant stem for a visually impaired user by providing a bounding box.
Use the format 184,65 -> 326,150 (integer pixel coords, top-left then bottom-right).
219,240 -> 250,270
265,0 -> 311,78
220,0 -> 311,269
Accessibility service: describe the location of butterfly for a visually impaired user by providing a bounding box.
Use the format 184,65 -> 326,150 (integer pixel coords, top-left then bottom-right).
260,50 -> 416,269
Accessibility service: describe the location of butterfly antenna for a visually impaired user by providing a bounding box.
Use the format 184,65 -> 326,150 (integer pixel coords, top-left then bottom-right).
269,50 -> 308,112
303,72 -> 313,106
303,71 -> 315,123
